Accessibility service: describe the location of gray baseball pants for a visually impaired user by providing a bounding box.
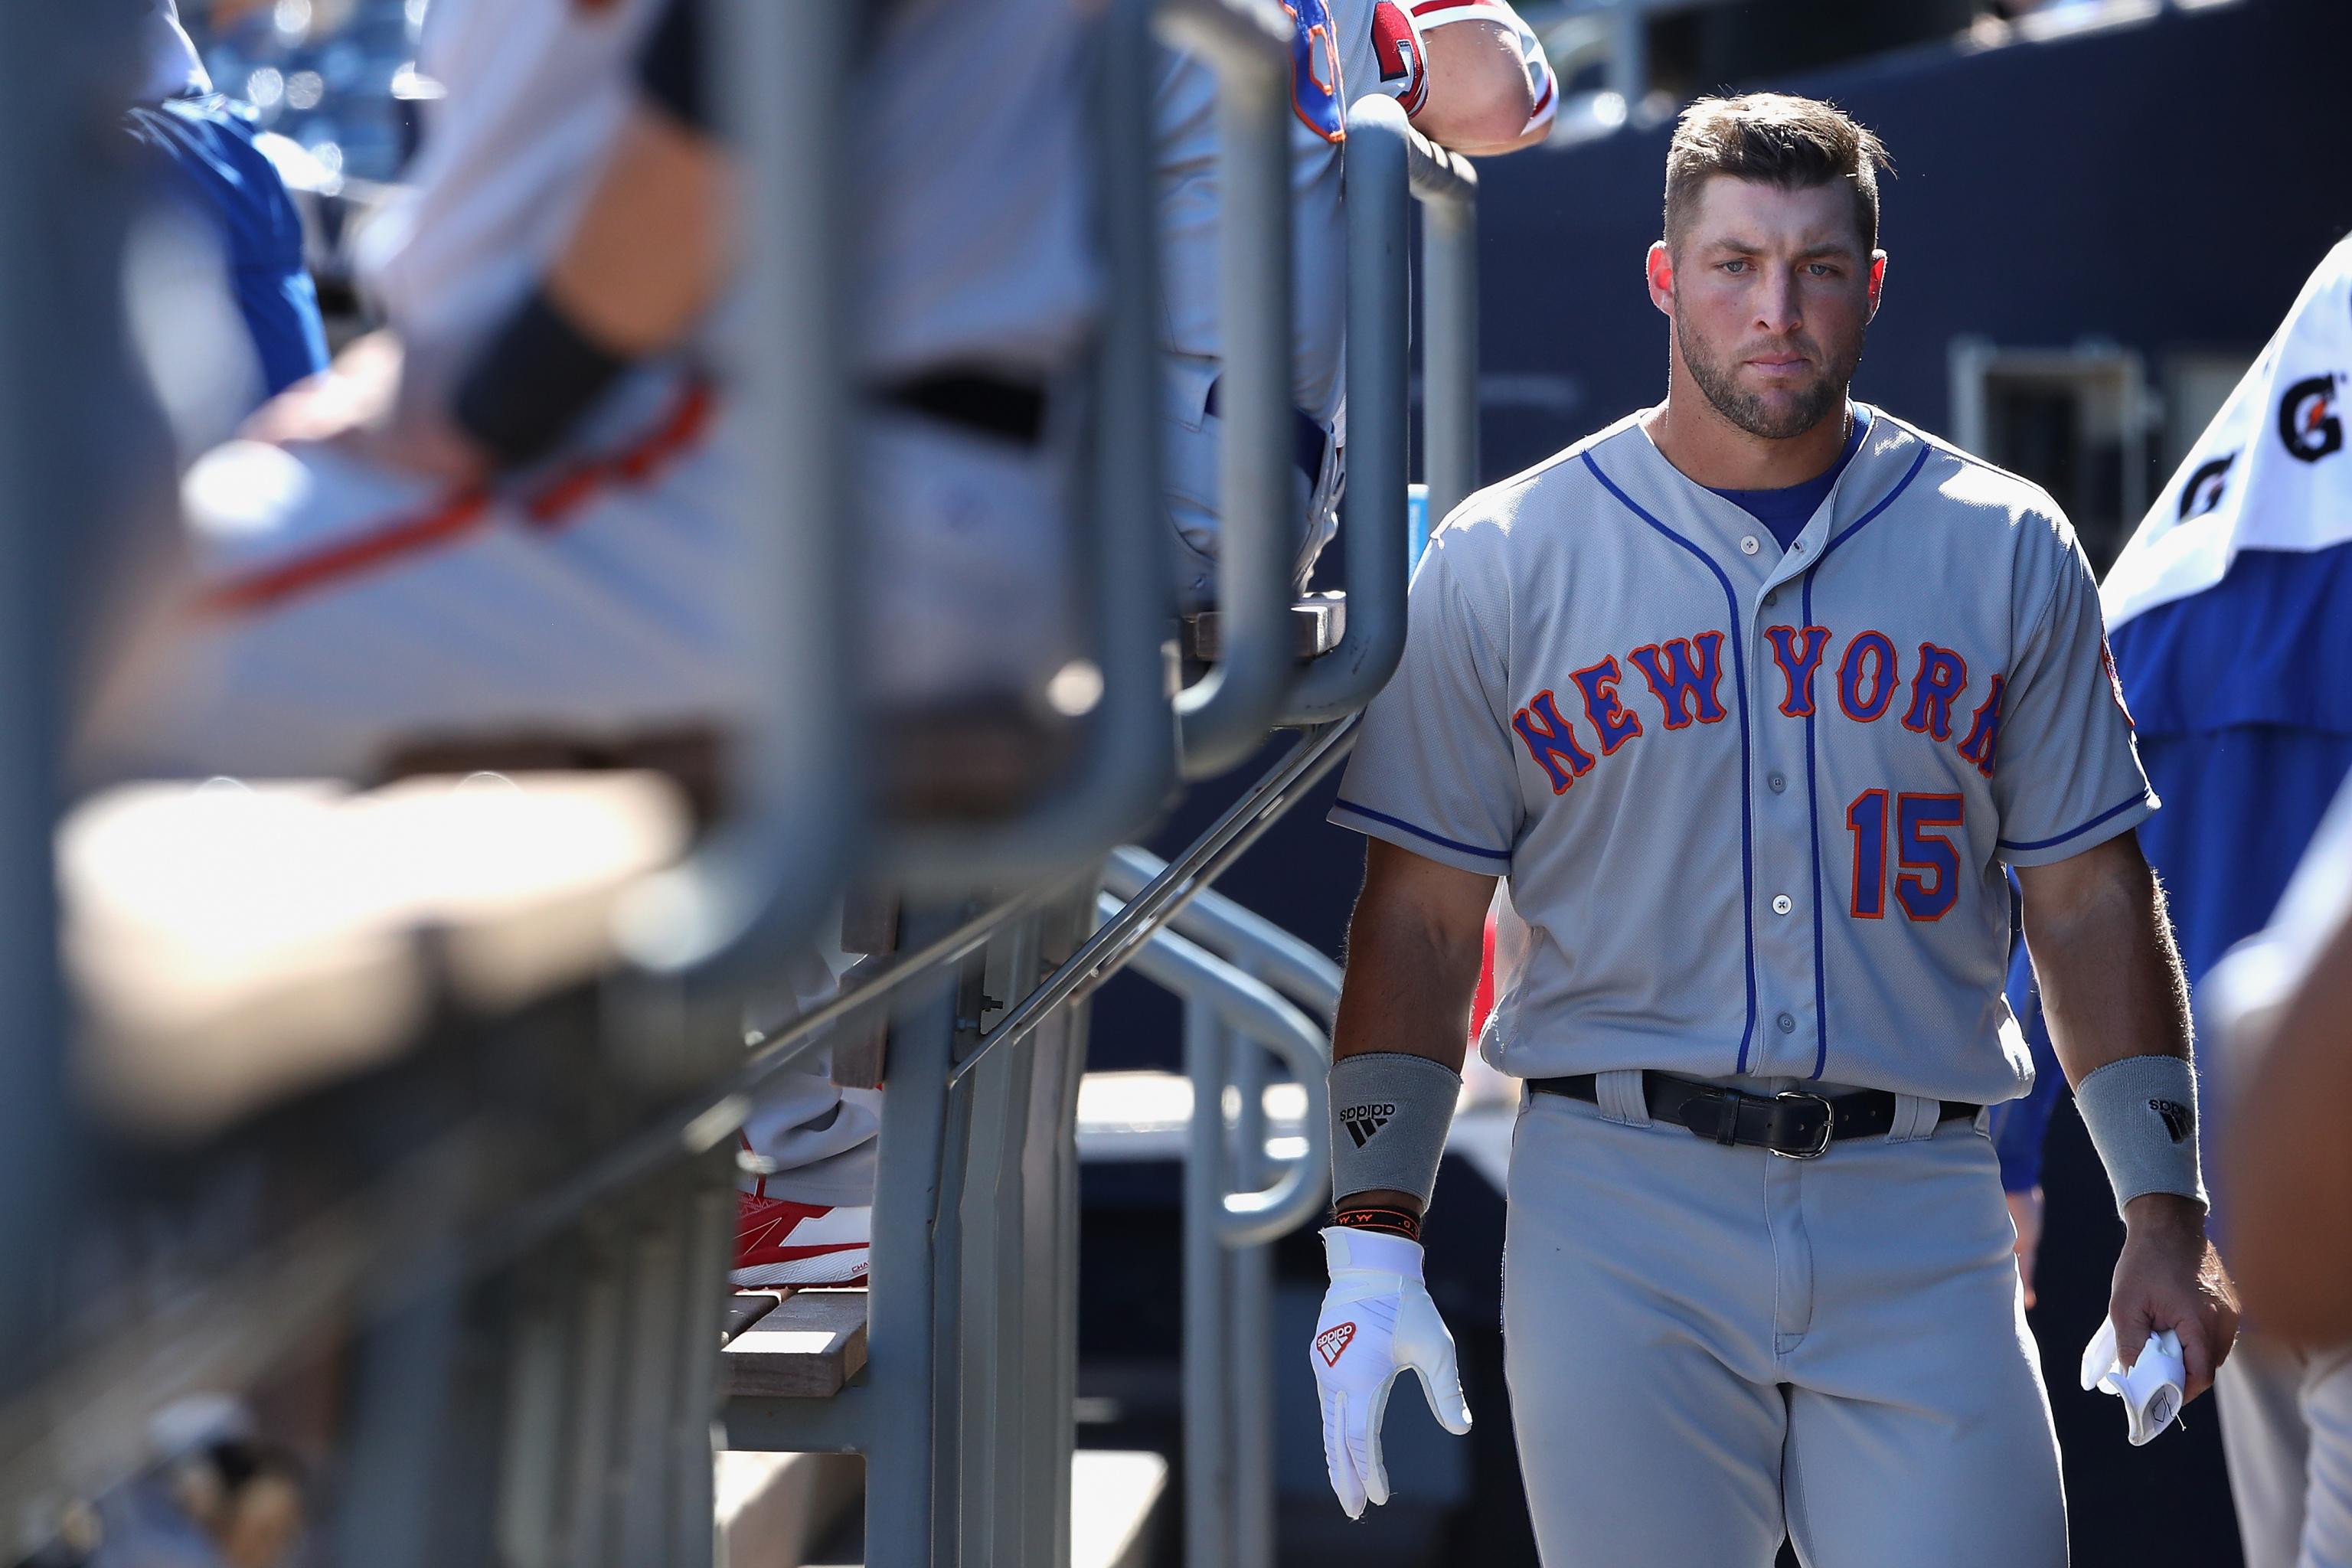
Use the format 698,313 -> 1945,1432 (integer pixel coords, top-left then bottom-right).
1501,1073 -> 2067,1566
2219,1331 -> 2352,1568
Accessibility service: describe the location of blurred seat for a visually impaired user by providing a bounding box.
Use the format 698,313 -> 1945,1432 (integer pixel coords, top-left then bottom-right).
60,770 -> 694,1137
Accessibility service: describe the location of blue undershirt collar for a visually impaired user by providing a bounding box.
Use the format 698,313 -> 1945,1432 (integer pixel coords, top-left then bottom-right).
1707,407 -> 1872,554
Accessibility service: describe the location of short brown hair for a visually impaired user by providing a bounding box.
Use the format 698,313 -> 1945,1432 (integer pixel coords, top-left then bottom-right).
1663,93 -> 1893,253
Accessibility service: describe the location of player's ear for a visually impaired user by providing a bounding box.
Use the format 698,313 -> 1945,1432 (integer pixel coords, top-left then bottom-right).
1865,251 -> 1887,322
1646,240 -> 1674,317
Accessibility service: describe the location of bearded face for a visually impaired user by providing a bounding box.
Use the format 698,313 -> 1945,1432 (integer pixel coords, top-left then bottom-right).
1673,302 -> 1863,441
1660,177 -> 1880,443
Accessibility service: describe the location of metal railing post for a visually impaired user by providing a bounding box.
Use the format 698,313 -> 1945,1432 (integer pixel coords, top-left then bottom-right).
1421,158 -> 1480,524
1182,1002 -> 1233,1568
609,0 -> 856,985
1163,0 -> 1301,777
1285,100 -> 1475,724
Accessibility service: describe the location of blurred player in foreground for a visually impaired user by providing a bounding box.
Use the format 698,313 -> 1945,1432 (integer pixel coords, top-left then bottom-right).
75,0 -> 1102,1285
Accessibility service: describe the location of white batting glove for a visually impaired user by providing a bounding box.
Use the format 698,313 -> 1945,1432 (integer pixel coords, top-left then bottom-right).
1310,1227 -> 1472,1519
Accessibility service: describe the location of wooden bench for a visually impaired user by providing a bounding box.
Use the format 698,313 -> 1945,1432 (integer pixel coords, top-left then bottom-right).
722,1289 -> 870,1400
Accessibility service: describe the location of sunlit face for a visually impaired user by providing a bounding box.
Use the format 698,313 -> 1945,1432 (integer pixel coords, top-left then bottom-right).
1652,176 -> 1886,441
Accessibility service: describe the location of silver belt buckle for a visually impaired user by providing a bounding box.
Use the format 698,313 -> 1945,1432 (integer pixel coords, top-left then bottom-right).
1772,1091 -> 1834,1159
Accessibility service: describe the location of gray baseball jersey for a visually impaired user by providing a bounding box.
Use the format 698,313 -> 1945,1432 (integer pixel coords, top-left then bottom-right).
1330,404 -> 2156,1106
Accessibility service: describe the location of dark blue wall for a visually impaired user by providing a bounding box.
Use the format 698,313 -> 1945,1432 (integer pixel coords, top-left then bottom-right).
1472,0 -> 2352,484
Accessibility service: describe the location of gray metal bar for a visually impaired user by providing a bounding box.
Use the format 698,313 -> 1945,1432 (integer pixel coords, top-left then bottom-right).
856,910 -> 967,1566
1420,155 -> 1480,524
1103,844 -> 1341,1022
1284,96 -> 1409,724
609,0 -> 856,985
949,715 -> 1359,1089
1229,1234 -> 1275,1568
1116,910 -> 1331,1244
668,1163 -> 733,1568
884,0 -> 1177,884
1284,96 -> 1478,724
1164,0 -> 1301,777
1181,1004 -> 1233,1568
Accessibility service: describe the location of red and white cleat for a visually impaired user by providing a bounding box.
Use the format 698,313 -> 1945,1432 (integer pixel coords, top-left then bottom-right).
732,1192 -> 871,1289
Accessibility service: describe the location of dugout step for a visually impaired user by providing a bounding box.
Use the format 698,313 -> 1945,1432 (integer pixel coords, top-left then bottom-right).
1182,593 -> 1346,664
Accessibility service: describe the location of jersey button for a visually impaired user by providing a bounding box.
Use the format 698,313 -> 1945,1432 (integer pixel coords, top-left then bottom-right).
1768,773 -> 1787,793
1772,893 -> 1794,915
1763,590 -> 1779,608
1776,1012 -> 1797,1034
1740,534 -> 1761,556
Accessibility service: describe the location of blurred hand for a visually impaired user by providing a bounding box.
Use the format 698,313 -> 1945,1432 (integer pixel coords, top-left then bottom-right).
2007,1184 -> 2045,1308
242,332 -> 489,487
2110,1192 -> 2239,1403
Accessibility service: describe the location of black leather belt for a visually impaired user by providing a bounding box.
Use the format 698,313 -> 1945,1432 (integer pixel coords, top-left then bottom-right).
1526,1070 -> 1979,1160
1204,376 -> 1328,486
878,371 -> 1048,446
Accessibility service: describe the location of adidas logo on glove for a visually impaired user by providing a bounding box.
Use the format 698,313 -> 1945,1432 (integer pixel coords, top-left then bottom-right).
1316,1321 -> 1357,1367
1340,1102 -> 1395,1148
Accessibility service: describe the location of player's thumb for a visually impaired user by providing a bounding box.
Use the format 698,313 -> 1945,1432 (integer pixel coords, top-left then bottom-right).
2110,1295 -> 2157,1371
1410,1334 -> 1473,1436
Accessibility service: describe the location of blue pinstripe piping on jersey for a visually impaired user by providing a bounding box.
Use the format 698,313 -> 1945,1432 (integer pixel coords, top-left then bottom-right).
1995,792 -> 2149,854
1331,798 -> 1514,861
1581,452 -> 1758,1074
1795,444 -> 1932,1079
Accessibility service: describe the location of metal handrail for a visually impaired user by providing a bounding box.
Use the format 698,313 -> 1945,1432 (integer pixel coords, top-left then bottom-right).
1282,97 -> 1478,724
1114,903 -> 1331,1242
882,0 -> 1178,885
1104,844 -> 1341,1021
1165,0 -> 1301,778
609,0 -> 855,984
945,713 -> 1359,1089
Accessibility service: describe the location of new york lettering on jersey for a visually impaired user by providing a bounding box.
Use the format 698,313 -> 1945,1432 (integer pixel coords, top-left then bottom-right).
1331,405 -> 2154,1106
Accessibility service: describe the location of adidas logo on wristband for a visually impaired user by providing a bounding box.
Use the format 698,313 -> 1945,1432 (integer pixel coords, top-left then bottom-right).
1340,1102 -> 1395,1148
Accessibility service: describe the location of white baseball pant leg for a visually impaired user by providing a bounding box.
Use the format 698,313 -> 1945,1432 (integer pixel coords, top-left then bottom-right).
740,942 -> 881,1209
77,374 -> 1083,784
77,373 -> 750,784
2219,1331 -> 2352,1568
1502,1074 -> 2067,1568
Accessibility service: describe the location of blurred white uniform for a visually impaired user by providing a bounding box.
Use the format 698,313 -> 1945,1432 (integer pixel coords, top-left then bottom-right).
2207,777 -> 2352,1568
1154,0 -> 1552,607
80,0 -> 1101,1200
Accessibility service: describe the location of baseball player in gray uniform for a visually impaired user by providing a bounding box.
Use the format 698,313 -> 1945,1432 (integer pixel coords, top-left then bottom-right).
1155,0 -> 1554,609
1305,94 -> 2239,1563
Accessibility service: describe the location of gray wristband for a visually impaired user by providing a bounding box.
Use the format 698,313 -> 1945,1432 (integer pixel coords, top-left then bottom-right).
1328,1051 -> 1462,1211
2073,1054 -> 2207,1214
